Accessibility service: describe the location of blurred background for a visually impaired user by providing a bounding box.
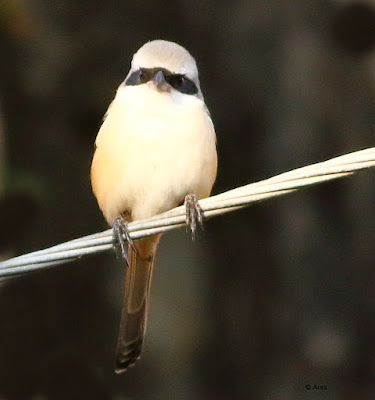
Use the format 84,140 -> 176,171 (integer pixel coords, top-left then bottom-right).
1,0 -> 375,398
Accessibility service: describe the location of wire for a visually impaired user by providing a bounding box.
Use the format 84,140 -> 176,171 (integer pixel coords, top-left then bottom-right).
1,147 -> 375,277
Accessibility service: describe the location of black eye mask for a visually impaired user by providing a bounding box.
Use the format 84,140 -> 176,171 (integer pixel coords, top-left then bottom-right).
125,67 -> 198,95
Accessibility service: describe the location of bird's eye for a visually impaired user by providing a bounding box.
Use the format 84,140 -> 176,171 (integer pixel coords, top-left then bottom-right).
176,76 -> 185,86
170,75 -> 185,87
168,74 -> 198,95
125,70 -> 143,86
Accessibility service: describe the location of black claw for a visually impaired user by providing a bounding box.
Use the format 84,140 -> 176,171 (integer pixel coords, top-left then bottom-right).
113,217 -> 134,263
184,194 -> 203,241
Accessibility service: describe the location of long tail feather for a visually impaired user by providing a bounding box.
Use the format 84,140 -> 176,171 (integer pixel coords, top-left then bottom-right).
115,236 -> 159,373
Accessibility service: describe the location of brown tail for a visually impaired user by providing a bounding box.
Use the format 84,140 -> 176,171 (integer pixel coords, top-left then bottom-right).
115,235 -> 160,373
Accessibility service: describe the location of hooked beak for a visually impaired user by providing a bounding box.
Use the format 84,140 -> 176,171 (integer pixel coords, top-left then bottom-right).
151,70 -> 170,92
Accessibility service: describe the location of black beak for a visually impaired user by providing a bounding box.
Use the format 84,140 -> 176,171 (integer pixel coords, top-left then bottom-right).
152,70 -> 169,91
153,70 -> 165,84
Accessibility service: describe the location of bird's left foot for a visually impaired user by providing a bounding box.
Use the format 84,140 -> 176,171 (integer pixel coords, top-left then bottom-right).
113,217 -> 135,263
184,194 -> 203,241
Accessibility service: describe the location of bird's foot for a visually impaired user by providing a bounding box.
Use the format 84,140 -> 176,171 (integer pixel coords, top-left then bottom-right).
184,194 -> 203,241
112,217 -> 135,263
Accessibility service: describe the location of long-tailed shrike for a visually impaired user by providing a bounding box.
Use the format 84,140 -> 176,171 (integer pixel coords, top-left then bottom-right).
91,40 -> 217,373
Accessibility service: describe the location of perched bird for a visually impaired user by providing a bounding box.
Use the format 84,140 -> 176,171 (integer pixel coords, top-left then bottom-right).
91,40 -> 217,373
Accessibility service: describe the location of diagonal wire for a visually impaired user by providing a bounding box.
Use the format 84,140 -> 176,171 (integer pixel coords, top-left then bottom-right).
1,147 -> 375,277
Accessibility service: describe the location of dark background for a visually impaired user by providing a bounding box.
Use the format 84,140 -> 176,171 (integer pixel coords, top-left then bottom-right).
1,0 -> 375,399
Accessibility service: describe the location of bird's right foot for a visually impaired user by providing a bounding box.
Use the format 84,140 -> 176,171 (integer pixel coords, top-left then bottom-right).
112,217 -> 134,264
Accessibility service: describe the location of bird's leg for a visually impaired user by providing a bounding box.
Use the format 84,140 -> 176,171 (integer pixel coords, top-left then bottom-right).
113,216 -> 135,263
184,194 -> 203,241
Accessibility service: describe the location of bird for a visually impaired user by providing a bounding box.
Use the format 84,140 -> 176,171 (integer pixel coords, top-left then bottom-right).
90,39 -> 217,373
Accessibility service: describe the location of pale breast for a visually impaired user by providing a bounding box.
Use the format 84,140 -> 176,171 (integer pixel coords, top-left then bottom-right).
91,85 -> 217,225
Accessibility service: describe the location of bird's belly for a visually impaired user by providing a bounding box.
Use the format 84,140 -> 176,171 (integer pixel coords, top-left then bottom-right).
91,104 -> 216,224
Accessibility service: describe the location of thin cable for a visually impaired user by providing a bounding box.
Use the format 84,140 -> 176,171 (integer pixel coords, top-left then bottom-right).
1,147 -> 375,276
